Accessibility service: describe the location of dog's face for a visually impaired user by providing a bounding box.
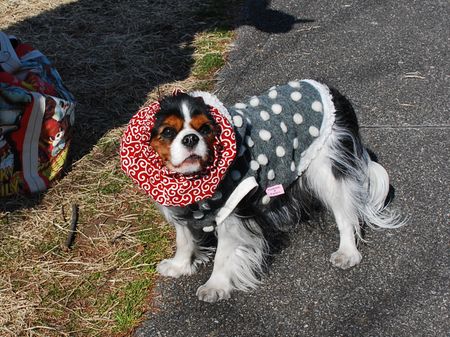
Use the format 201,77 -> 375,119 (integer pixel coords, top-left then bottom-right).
150,93 -> 217,174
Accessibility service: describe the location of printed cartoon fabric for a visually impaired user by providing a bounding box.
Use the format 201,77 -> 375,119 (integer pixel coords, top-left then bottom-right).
120,100 -> 237,207
0,32 -> 75,196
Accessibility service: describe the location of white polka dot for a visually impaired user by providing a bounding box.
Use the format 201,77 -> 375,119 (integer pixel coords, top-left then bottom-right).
259,129 -> 272,141
203,226 -> 215,232
293,113 -> 303,124
309,126 -> 320,137
291,161 -> 296,172
246,136 -> 254,147
269,86 -> 277,90
231,170 -> 241,181
267,169 -> 275,180
250,160 -> 260,171
268,90 -> 278,99
246,117 -> 252,125
276,146 -> 285,157
290,91 -> 302,101
193,211 -> 204,219
288,80 -> 301,88
233,115 -> 243,127
293,138 -> 299,149
235,102 -> 247,109
257,154 -> 268,165
272,104 -> 282,114
262,195 -> 270,205
250,96 -> 260,107
260,110 -> 270,121
235,109 -> 244,115
280,121 -> 288,133
312,101 -> 323,112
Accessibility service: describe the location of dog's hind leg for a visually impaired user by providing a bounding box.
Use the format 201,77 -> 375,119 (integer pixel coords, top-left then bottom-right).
196,215 -> 267,302
304,149 -> 363,269
326,182 -> 363,269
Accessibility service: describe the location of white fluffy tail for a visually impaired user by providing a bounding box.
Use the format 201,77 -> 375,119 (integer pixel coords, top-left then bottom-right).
362,158 -> 405,229
367,160 -> 390,211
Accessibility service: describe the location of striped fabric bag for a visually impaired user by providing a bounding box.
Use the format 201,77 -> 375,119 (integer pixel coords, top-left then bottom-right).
0,32 -> 75,196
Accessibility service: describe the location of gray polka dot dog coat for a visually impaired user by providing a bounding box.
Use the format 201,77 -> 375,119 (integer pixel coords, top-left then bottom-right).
170,80 -> 331,231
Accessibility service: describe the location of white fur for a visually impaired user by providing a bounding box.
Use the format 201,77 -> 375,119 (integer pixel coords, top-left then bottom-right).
189,91 -> 232,123
181,102 -> 192,127
170,128 -> 208,166
168,97 -> 210,174
157,207 -> 213,277
367,161 -> 390,210
157,82 -> 404,302
157,223 -> 212,277
303,141 -> 363,268
196,215 -> 267,302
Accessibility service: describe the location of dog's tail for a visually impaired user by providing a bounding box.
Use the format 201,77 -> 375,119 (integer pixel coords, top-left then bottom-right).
360,155 -> 405,229
367,160 -> 390,211
324,83 -> 405,230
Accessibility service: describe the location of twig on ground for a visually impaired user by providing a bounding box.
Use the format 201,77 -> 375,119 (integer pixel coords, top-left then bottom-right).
65,204 -> 79,249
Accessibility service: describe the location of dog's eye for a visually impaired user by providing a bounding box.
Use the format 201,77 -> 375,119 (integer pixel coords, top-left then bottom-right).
161,127 -> 176,139
199,124 -> 212,135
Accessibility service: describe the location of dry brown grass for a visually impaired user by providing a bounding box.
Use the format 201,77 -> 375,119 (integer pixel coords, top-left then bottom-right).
0,0 -> 237,335
1,127 -> 174,336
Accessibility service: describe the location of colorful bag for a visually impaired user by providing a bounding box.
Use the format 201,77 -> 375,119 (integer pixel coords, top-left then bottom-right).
0,32 -> 75,197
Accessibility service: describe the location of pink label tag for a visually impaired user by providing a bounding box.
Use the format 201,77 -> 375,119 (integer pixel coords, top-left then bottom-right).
266,184 -> 285,197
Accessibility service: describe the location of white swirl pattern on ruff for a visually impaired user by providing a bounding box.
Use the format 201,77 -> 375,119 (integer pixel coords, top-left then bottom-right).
120,100 -> 237,207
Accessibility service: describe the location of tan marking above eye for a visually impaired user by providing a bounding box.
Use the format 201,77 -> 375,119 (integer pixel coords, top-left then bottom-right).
159,115 -> 184,135
190,114 -> 212,130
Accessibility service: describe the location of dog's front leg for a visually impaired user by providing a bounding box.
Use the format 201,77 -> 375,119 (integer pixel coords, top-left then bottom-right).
196,215 -> 267,302
157,223 -> 203,277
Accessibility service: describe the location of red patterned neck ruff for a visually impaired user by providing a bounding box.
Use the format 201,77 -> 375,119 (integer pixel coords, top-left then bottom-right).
120,101 -> 237,207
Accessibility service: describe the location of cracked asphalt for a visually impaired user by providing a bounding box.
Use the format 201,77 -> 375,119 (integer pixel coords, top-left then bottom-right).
135,0 -> 449,336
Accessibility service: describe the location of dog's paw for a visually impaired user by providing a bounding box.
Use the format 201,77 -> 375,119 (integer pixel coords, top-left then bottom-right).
196,283 -> 231,303
157,258 -> 196,278
330,249 -> 362,269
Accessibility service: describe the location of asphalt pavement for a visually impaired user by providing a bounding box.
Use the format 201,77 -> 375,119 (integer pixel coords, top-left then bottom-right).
135,0 -> 449,336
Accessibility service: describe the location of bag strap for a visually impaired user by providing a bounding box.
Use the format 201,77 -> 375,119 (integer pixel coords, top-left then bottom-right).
0,31 -> 21,73
21,92 -> 47,193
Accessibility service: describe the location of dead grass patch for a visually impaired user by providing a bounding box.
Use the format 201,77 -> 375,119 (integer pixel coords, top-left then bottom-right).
0,0 -> 238,335
1,127 -> 175,336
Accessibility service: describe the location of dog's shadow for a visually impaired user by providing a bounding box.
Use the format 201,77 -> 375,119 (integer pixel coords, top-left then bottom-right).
243,0 -> 315,33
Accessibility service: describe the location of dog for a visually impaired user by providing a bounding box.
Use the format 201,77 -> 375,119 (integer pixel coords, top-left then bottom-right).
121,80 -> 403,303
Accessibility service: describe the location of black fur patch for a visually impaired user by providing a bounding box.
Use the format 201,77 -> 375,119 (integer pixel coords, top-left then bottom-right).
328,87 -> 364,179
234,178 -> 324,256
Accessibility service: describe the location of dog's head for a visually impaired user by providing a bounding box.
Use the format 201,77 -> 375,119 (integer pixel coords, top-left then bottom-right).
150,93 -> 217,174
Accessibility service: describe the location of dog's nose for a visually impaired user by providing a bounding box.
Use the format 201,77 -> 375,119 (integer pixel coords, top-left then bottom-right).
182,134 -> 199,148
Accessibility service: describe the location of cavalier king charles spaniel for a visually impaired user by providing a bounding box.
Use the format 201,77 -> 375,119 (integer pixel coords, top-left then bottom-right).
121,80 -> 404,302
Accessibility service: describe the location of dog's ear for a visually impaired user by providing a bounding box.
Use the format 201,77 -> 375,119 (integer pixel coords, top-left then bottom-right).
194,96 -> 205,105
